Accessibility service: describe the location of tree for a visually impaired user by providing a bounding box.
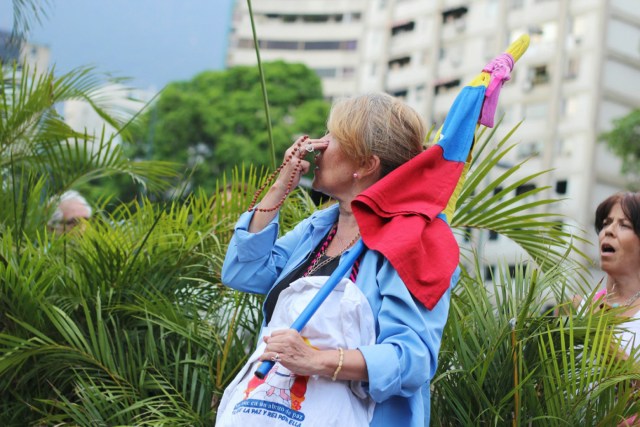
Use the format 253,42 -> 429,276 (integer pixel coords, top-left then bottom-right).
131,61 -> 330,193
599,109 -> 640,187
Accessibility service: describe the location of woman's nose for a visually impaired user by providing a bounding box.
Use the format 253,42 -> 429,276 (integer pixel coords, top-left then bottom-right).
603,223 -> 615,236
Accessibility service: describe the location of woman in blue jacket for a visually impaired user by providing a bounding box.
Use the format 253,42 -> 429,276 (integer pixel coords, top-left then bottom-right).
219,93 -> 453,427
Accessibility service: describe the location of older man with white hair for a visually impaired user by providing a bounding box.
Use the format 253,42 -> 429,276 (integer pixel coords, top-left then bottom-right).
48,190 -> 92,234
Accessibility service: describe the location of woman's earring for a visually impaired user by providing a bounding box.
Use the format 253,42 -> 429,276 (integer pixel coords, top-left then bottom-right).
353,173 -> 359,179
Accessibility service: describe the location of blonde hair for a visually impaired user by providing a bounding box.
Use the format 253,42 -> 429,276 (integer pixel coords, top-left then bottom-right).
326,93 -> 425,178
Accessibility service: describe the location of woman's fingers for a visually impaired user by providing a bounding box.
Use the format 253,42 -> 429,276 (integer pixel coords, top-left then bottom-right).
275,136 -> 327,189
288,137 -> 329,160
302,138 -> 329,156
258,351 -> 282,363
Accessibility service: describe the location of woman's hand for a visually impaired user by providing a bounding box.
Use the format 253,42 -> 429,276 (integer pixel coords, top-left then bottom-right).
248,136 -> 329,232
274,136 -> 329,192
259,329 -> 322,377
260,329 -> 369,381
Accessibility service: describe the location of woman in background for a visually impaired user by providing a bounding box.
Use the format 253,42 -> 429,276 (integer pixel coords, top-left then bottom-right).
589,192 -> 640,427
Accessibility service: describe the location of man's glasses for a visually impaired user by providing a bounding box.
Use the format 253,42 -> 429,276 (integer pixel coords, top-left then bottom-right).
49,216 -> 91,229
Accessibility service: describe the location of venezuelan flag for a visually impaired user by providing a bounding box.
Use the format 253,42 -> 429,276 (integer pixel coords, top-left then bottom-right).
352,35 -> 530,310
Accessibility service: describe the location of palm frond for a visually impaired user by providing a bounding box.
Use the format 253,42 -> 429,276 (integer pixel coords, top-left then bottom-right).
8,0 -> 53,38
432,260 -> 640,426
453,121 -> 590,279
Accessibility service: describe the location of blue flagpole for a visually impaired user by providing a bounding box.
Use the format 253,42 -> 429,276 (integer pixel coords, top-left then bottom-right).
254,239 -> 366,379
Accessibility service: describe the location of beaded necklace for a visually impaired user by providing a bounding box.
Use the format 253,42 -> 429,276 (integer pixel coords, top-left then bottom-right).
607,287 -> 640,308
247,136 -> 307,213
304,223 -> 361,277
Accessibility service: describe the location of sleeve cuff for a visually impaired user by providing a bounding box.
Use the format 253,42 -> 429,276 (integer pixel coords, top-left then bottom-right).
234,211 -> 280,263
357,343 -> 401,402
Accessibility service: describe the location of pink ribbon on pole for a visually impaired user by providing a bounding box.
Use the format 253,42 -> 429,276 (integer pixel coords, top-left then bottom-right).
479,53 -> 514,127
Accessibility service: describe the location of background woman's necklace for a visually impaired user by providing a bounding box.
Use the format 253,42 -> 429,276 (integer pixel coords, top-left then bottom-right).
607,284 -> 640,308
304,224 -> 360,277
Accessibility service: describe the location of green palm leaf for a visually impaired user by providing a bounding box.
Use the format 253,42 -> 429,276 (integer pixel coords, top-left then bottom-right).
452,121 -> 590,276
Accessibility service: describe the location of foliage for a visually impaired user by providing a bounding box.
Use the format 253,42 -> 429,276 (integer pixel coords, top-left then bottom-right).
432,261 -> 640,426
129,61 -> 330,194
7,0 -> 53,38
0,62 -> 179,238
0,191 -> 227,425
0,169 -> 319,425
599,109 -> 640,188
452,122 -> 590,284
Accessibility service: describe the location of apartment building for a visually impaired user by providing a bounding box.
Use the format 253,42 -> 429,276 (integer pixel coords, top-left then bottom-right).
227,0 -> 640,278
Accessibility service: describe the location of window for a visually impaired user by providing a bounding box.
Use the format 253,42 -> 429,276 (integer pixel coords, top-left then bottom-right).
266,13 -> 361,24
556,180 -> 568,195
564,58 -> 579,80
463,227 -> 473,243
434,78 -> 461,95
529,65 -> 550,86
442,6 -> 468,23
391,89 -> 408,99
489,230 -> 499,241
314,68 -> 337,78
391,21 -> 415,36
303,40 -> 358,50
516,183 -> 537,196
388,56 -> 411,69
484,265 -> 496,281
262,40 -> 299,50
303,15 -> 331,23
343,40 -> 358,50
304,41 -> 340,50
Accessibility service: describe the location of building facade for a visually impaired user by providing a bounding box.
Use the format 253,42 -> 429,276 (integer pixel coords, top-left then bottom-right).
227,0 -> 640,278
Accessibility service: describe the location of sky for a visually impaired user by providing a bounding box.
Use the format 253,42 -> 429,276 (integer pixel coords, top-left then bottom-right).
0,0 -> 235,91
